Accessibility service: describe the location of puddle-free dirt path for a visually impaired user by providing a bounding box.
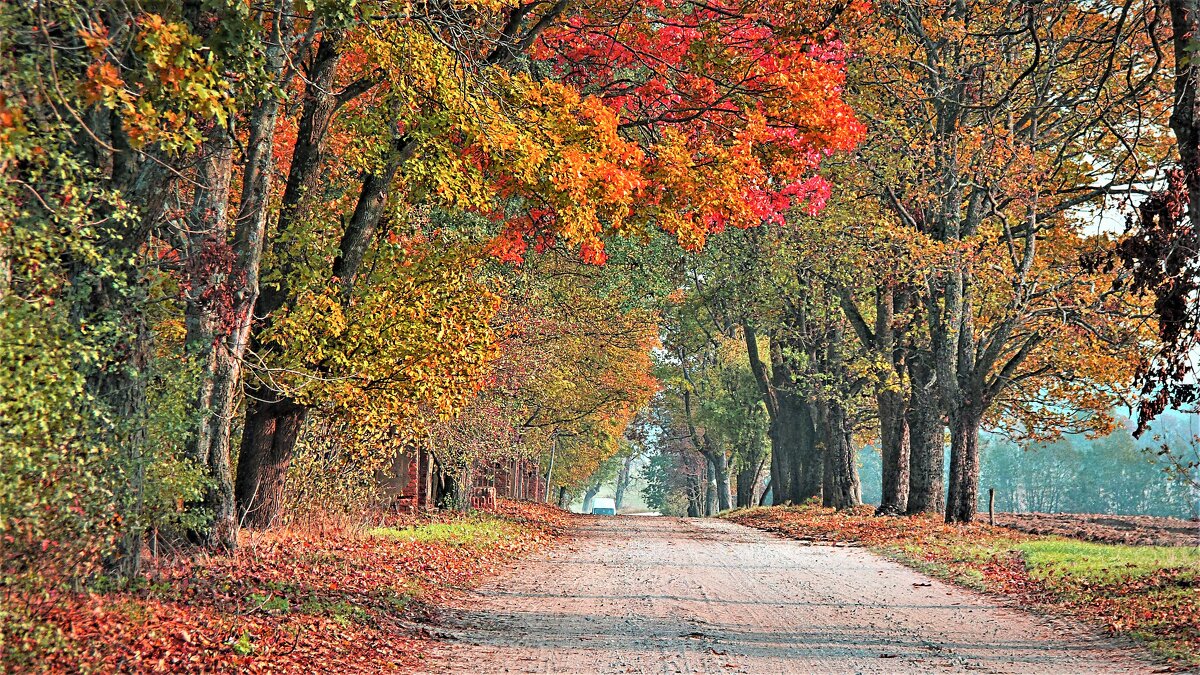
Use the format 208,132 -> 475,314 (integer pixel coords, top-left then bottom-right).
424,516 -> 1153,674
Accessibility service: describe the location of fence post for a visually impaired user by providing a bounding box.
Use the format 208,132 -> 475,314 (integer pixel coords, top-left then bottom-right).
988,487 -> 996,526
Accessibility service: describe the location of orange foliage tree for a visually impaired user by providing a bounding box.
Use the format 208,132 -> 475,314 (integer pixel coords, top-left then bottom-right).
845,0 -> 1169,521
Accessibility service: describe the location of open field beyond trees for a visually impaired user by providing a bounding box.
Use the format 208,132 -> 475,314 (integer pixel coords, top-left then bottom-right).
995,512 -> 1200,548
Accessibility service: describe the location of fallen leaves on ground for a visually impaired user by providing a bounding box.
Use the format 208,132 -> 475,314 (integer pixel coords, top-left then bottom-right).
3,500 -> 570,674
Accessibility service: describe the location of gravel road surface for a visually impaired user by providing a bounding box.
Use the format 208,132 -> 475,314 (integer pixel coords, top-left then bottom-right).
424,516 -> 1154,674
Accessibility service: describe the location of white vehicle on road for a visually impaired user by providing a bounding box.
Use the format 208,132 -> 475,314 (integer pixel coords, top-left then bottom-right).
590,497 -> 616,515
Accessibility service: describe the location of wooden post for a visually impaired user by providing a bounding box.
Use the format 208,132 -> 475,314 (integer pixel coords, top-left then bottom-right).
545,432 -> 557,503
988,487 -> 995,526
421,448 -> 434,509
415,448 -> 426,509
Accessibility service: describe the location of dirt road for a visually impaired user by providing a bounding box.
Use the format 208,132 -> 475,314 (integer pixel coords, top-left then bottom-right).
424,517 -> 1153,674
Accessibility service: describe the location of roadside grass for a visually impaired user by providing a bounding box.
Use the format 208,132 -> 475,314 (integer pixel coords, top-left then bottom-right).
1016,540 -> 1199,584
367,518 -> 523,547
725,505 -> 1200,668
2,500 -> 569,674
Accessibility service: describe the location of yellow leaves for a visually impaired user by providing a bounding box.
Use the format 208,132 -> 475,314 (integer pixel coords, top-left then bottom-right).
264,238 -> 501,447
76,13 -> 232,153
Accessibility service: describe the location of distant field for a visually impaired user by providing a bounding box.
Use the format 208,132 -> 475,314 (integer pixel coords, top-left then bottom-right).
996,512 -> 1200,547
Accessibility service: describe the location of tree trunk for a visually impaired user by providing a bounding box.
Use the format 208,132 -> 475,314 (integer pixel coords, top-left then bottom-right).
736,419 -> 768,507
840,285 -> 911,515
945,405 -> 983,523
745,324 -> 795,504
187,341 -> 240,547
234,397 -> 307,528
101,317 -> 152,579
706,451 -> 732,512
1170,0 -> 1200,226
230,26 -> 347,531
703,459 -> 717,516
767,395 -> 823,505
787,395 -> 822,503
735,451 -> 766,508
817,400 -> 861,510
182,125 -> 239,549
615,454 -> 633,509
876,387 -> 910,515
332,134 -> 413,296
735,468 -> 754,508
686,471 -> 702,517
766,421 -> 794,503
83,123 -> 170,576
557,486 -> 570,509
583,485 -> 600,514
905,360 -> 944,515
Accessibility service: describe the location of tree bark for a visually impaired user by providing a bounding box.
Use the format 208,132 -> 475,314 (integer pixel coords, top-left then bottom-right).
232,27 -> 346,528
789,396 -> 823,503
173,0 -> 245,549
234,398 -> 307,528
170,0 -> 297,550
615,454 -> 633,509
815,398 -> 861,510
705,450 -> 732,512
905,357 -> 945,515
762,391 -> 822,505
83,117 -> 171,575
101,317 -> 152,579
583,485 -> 600,514
874,286 -> 909,515
744,324 -> 793,503
182,125 -> 240,549
945,404 -> 983,523
685,471 -> 702,517
1170,0 -> 1200,226
877,387 -> 910,515
703,459 -> 717,516
735,434 -> 767,508
735,468 -> 755,508
766,421 -> 793,503
233,133 -> 400,529
332,134 -> 413,296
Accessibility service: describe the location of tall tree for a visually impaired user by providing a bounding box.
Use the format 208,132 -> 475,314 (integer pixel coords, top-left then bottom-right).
857,0 -> 1168,521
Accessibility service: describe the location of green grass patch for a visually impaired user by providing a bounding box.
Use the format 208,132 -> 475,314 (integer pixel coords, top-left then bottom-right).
247,592 -> 291,614
1016,540 -> 1200,584
367,518 -> 519,547
297,597 -> 372,627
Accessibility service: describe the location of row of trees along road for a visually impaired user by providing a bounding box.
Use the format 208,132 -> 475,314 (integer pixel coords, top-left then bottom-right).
640,0 -> 1200,523
0,0 -> 862,581
6,0 -> 1200,589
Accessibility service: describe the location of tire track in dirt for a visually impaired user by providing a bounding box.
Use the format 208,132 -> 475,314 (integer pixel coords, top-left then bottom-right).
422,516 -> 1155,674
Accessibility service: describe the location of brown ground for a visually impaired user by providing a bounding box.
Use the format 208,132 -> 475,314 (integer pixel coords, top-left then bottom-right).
995,512 -> 1200,547
423,516 -> 1156,674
